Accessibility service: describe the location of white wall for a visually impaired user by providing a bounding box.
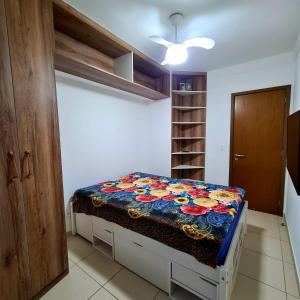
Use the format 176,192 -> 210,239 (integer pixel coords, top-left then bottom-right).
56,72 -> 150,229
55,71 -> 171,230
145,96 -> 172,177
285,43 -> 300,282
206,52 -> 295,185
56,52 -> 296,232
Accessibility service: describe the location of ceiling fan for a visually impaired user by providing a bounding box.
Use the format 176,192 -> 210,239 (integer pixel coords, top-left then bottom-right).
150,12 -> 215,65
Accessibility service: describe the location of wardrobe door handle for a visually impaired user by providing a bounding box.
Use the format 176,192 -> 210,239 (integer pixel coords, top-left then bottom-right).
7,151 -> 19,183
22,150 -> 32,179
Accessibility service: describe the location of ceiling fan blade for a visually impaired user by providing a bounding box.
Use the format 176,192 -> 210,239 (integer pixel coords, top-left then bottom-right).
183,37 -> 215,49
149,36 -> 173,47
161,58 -> 169,65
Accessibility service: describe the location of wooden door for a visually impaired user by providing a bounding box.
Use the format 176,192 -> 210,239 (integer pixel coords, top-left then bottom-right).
230,87 -> 290,215
4,0 -> 68,297
0,0 -> 31,298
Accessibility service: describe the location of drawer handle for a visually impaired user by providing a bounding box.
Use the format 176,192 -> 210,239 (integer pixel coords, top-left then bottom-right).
7,151 -> 19,183
104,229 -> 112,234
22,150 -> 31,179
132,241 -> 143,248
199,276 -> 217,287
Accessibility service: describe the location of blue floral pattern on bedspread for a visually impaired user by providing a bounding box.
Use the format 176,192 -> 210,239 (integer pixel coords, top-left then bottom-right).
74,172 -> 245,242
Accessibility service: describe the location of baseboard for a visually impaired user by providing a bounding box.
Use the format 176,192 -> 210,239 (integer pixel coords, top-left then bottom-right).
283,213 -> 300,291
33,268 -> 69,299
66,230 -> 73,238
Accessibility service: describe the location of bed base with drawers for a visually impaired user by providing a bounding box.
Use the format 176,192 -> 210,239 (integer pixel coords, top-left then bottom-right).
70,201 -> 247,300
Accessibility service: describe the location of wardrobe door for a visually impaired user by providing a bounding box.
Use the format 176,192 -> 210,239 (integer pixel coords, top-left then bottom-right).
0,0 -> 31,299
4,0 -> 68,297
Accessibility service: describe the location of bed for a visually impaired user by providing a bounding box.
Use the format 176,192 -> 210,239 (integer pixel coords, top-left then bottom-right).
71,172 -> 247,300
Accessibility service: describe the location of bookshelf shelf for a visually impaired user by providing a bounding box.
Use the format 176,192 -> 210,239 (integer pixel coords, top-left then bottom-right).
172,106 -> 206,111
172,90 -> 206,96
172,165 -> 205,170
172,152 -> 205,155
172,122 -> 205,125
171,72 -> 207,181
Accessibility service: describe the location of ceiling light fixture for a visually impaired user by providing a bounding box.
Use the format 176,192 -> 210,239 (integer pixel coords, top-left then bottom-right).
150,13 -> 215,65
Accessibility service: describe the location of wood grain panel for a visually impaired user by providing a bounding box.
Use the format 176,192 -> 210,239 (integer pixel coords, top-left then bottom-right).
172,73 -> 206,91
172,140 -> 205,153
172,94 -> 206,107
52,0 -> 170,99
171,72 -> 207,181
172,109 -> 206,122
55,30 -> 115,74
172,169 -> 205,181
172,124 -> 205,138
4,0 -> 68,296
52,0 -> 131,58
230,87 -> 290,215
0,1 -> 31,298
55,49 -> 168,100
134,70 -> 157,90
172,154 -> 205,168
133,52 -> 168,78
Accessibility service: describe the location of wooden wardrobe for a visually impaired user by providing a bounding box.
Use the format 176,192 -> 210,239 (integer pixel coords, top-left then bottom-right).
0,0 -> 68,299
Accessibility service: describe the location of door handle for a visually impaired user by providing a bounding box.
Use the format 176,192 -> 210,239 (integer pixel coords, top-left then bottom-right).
22,150 -> 32,179
234,154 -> 246,160
7,151 -> 19,183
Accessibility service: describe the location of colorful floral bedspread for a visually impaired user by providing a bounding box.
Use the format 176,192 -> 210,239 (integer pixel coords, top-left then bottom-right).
73,172 -> 245,267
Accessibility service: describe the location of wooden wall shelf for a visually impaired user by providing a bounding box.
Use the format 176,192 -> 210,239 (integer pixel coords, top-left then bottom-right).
171,72 -> 207,181
52,0 -> 170,100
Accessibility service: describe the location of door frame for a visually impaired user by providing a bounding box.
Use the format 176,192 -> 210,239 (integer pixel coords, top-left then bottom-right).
229,85 -> 291,215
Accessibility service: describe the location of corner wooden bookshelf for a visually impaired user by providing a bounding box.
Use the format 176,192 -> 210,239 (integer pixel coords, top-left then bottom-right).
171,72 -> 207,181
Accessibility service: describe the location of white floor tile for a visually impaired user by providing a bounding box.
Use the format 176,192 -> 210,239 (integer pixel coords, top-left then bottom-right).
68,258 -> 75,268
280,226 -> 289,242
68,235 -> 95,263
248,210 -> 280,223
42,265 -> 100,300
77,250 -> 122,285
155,291 -> 171,300
231,274 -> 286,300
104,268 -> 158,300
282,241 -> 294,264
277,216 -> 284,226
89,288 -> 117,300
244,232 -> 282,260
238,248 -> 285,291
287,295 -> 300,300
284,262 -> 300,298
247,210 -> 280,239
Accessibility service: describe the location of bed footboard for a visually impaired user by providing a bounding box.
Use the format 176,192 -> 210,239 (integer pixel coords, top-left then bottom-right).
218,201 -> 248,300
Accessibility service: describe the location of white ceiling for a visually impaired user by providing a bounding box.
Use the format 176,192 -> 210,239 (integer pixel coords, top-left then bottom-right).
65,0 -> 300,71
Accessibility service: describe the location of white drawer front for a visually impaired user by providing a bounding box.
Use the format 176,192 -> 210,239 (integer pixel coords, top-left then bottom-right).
92,217 -> 113,244
172,262 -> 217,300
115,236 -> 169,292
75,213 -> 93,242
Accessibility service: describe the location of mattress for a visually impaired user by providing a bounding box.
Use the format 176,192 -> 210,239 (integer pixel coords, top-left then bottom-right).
73,172 -> 245,268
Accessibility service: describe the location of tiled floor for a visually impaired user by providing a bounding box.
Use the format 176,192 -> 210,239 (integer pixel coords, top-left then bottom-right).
42,210 -> 299,300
